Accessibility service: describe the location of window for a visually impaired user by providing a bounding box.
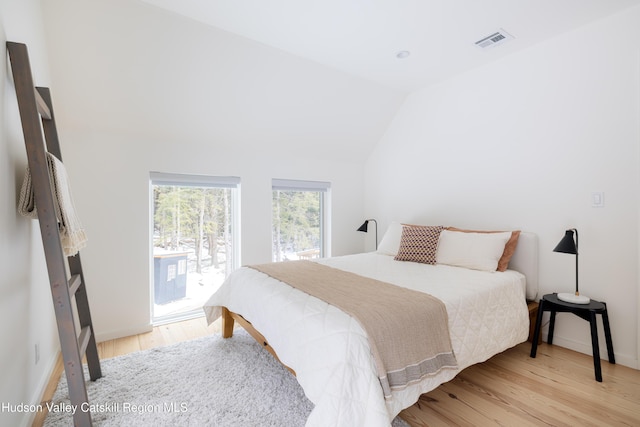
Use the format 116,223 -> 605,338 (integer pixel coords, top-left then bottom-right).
150,172 -> 240,324
272,179 -> 330,262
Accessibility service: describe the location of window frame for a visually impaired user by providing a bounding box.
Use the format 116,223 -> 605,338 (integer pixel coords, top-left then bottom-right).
271,178 -> 331,261
149,172 -> 241,324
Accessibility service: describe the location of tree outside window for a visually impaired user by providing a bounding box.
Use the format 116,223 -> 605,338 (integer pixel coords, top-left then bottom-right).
150,173 -> 239,323
272,179 -> 330,262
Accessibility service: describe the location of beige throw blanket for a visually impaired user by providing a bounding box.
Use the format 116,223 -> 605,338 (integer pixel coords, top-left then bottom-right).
249,260 -> 457,398
18,152 -> 87,257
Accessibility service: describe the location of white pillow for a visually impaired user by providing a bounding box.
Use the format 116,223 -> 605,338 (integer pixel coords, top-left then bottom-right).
436,230 -> 512,272
377,221 -> 403,256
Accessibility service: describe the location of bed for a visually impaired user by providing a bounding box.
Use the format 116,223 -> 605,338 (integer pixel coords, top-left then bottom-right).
203,224 -> 538,427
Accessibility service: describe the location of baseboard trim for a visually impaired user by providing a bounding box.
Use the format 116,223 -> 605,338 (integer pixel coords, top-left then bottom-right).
95,323 -> 153,343
542,333 -> 637,370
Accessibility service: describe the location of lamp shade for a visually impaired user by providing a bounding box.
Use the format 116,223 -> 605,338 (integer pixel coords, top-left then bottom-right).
553,229 -> 577,255
357,221 -> 369,232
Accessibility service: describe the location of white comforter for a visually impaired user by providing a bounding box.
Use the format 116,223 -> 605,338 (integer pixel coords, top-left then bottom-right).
203,253 -> 529,427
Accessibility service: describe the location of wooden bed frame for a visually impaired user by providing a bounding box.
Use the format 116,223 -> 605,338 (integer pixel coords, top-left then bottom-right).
221,307 -> 295,375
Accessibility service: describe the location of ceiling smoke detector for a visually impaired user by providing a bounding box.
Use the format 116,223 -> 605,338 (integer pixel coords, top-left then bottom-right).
475,29 -> 514,49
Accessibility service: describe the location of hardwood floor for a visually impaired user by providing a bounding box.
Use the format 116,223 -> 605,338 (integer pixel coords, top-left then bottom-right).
399,342 -> 640,426
34,317 -> 640,427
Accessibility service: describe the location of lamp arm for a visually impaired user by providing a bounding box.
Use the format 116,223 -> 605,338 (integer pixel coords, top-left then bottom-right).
573,228 -> 579,295
367,219 -> 378,250
373,219 -> 378,250
575,252 -> 579,295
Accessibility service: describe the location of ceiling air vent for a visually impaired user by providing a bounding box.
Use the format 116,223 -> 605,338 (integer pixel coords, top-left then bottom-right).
475,29 -> 514,49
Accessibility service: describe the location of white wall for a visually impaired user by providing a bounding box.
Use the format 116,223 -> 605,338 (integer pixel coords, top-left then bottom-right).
40,0 -> 406,340
56,130 -> 369,340
0,1 -> 61,426
365,6 -> 640,368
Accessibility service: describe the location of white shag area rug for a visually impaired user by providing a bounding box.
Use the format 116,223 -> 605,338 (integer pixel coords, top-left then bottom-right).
44,329 -> 410,426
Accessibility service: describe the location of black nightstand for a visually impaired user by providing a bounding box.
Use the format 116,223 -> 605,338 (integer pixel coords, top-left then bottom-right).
530,293 -> 615,382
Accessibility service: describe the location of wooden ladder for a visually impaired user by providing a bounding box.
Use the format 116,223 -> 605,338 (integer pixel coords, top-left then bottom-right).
6,41 -> 101,427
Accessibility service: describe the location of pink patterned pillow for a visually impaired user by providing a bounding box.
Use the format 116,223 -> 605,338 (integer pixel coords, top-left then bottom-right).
394,225 -> 445,264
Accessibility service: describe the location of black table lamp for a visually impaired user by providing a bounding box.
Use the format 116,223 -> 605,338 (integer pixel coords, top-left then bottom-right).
553,228 -> 590,304
357,219 -> 377,250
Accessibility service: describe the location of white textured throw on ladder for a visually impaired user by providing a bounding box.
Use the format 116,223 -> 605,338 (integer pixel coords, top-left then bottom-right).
18,152 -> 87,256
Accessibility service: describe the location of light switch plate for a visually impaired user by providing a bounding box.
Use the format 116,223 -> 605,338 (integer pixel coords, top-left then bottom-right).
591,192 -> 604,207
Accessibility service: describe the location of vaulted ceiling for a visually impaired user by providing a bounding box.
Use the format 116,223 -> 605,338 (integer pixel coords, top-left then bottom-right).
41,0 -> 406,162
41,0 -> 640,162
140,0 -> 640,92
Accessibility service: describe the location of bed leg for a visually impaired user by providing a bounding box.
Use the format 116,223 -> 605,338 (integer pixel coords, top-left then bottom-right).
222,307 -> 235,338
